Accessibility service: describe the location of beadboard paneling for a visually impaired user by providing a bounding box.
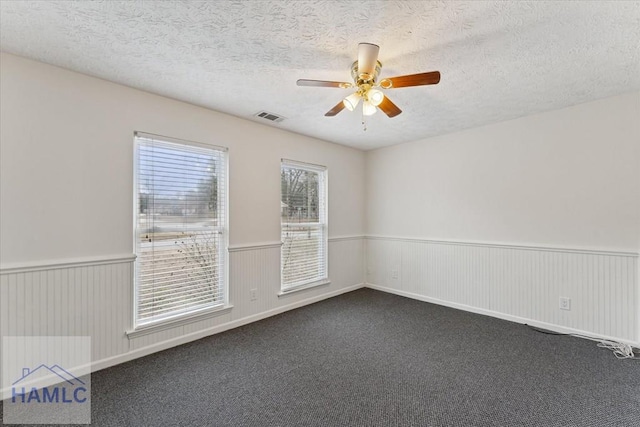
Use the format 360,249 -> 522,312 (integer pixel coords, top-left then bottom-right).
0,237 -> 365,373
366,237 -> 639,343
0,262 -> 132,368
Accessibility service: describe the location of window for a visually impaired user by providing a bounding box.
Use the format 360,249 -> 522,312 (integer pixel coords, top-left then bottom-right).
134,132 -> 227,328
281,160 -> 328,292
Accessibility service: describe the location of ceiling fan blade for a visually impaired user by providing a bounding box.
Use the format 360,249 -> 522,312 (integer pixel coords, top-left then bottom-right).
325,101 -> 346,117
357,43 -> 380,78
297,79 -> 352,88
380,71 -> 441,89
378,96 -> 402,118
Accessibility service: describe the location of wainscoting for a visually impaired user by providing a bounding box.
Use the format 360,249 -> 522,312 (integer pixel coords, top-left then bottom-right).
0,237 -> 365,388
2,233 -> 637,389
0,255 -> 135,365
365,236 -> 639,344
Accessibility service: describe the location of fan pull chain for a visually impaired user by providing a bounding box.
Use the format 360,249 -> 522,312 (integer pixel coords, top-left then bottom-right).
362,108 -> 367,131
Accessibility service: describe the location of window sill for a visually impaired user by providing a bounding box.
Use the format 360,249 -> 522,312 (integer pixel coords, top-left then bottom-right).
278,279 -> 331,297
126,304 -> 234,339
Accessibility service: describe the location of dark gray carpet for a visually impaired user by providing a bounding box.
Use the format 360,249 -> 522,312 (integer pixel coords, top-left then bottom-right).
3,288 -> 640,426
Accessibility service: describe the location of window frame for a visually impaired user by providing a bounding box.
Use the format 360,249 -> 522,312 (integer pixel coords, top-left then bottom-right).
280,159 -> 329,294
131,131 -> 229,333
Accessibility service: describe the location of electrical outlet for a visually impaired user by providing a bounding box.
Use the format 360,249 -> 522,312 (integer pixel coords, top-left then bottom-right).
391,269 -> 399,279
250,288 -> 257,301
559,297 -> 571,311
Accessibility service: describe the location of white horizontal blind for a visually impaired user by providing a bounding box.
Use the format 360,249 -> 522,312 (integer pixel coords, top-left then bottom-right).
281,160 -> 327,290
134,132 -> 227,327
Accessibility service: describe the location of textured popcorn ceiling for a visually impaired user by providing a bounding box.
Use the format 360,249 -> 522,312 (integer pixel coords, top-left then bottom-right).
1,1 -> 639,150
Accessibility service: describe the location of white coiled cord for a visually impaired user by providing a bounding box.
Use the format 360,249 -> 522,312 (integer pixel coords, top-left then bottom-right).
596,340 -> 640,360
527,324 -> 640,360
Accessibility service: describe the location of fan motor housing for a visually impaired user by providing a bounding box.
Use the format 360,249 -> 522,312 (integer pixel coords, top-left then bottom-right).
351,60 -> 382,86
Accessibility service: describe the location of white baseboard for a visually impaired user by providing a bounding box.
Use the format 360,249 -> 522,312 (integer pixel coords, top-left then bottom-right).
365,283 -> 640,348
89,283 -> 366,374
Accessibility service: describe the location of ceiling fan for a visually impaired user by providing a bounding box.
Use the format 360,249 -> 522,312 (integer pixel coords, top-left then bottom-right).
297,43 -> 440,119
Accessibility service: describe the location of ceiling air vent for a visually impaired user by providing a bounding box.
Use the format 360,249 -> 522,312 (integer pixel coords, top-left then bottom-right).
254,111 -> 286,123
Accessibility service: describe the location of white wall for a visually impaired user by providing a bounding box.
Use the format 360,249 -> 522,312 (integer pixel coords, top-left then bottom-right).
1,48 -> 639,380
0,53 -> 366,378
365,92 -> 640,343
0,53 -> 365,264
366,92 -> 640,252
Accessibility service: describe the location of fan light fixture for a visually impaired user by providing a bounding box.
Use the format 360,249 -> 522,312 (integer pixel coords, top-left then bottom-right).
343,93 -> 361,111
343,88 -> 384,116
296,42 -> 441,124
362,100 -> 377,116
367,88 -> 384,106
